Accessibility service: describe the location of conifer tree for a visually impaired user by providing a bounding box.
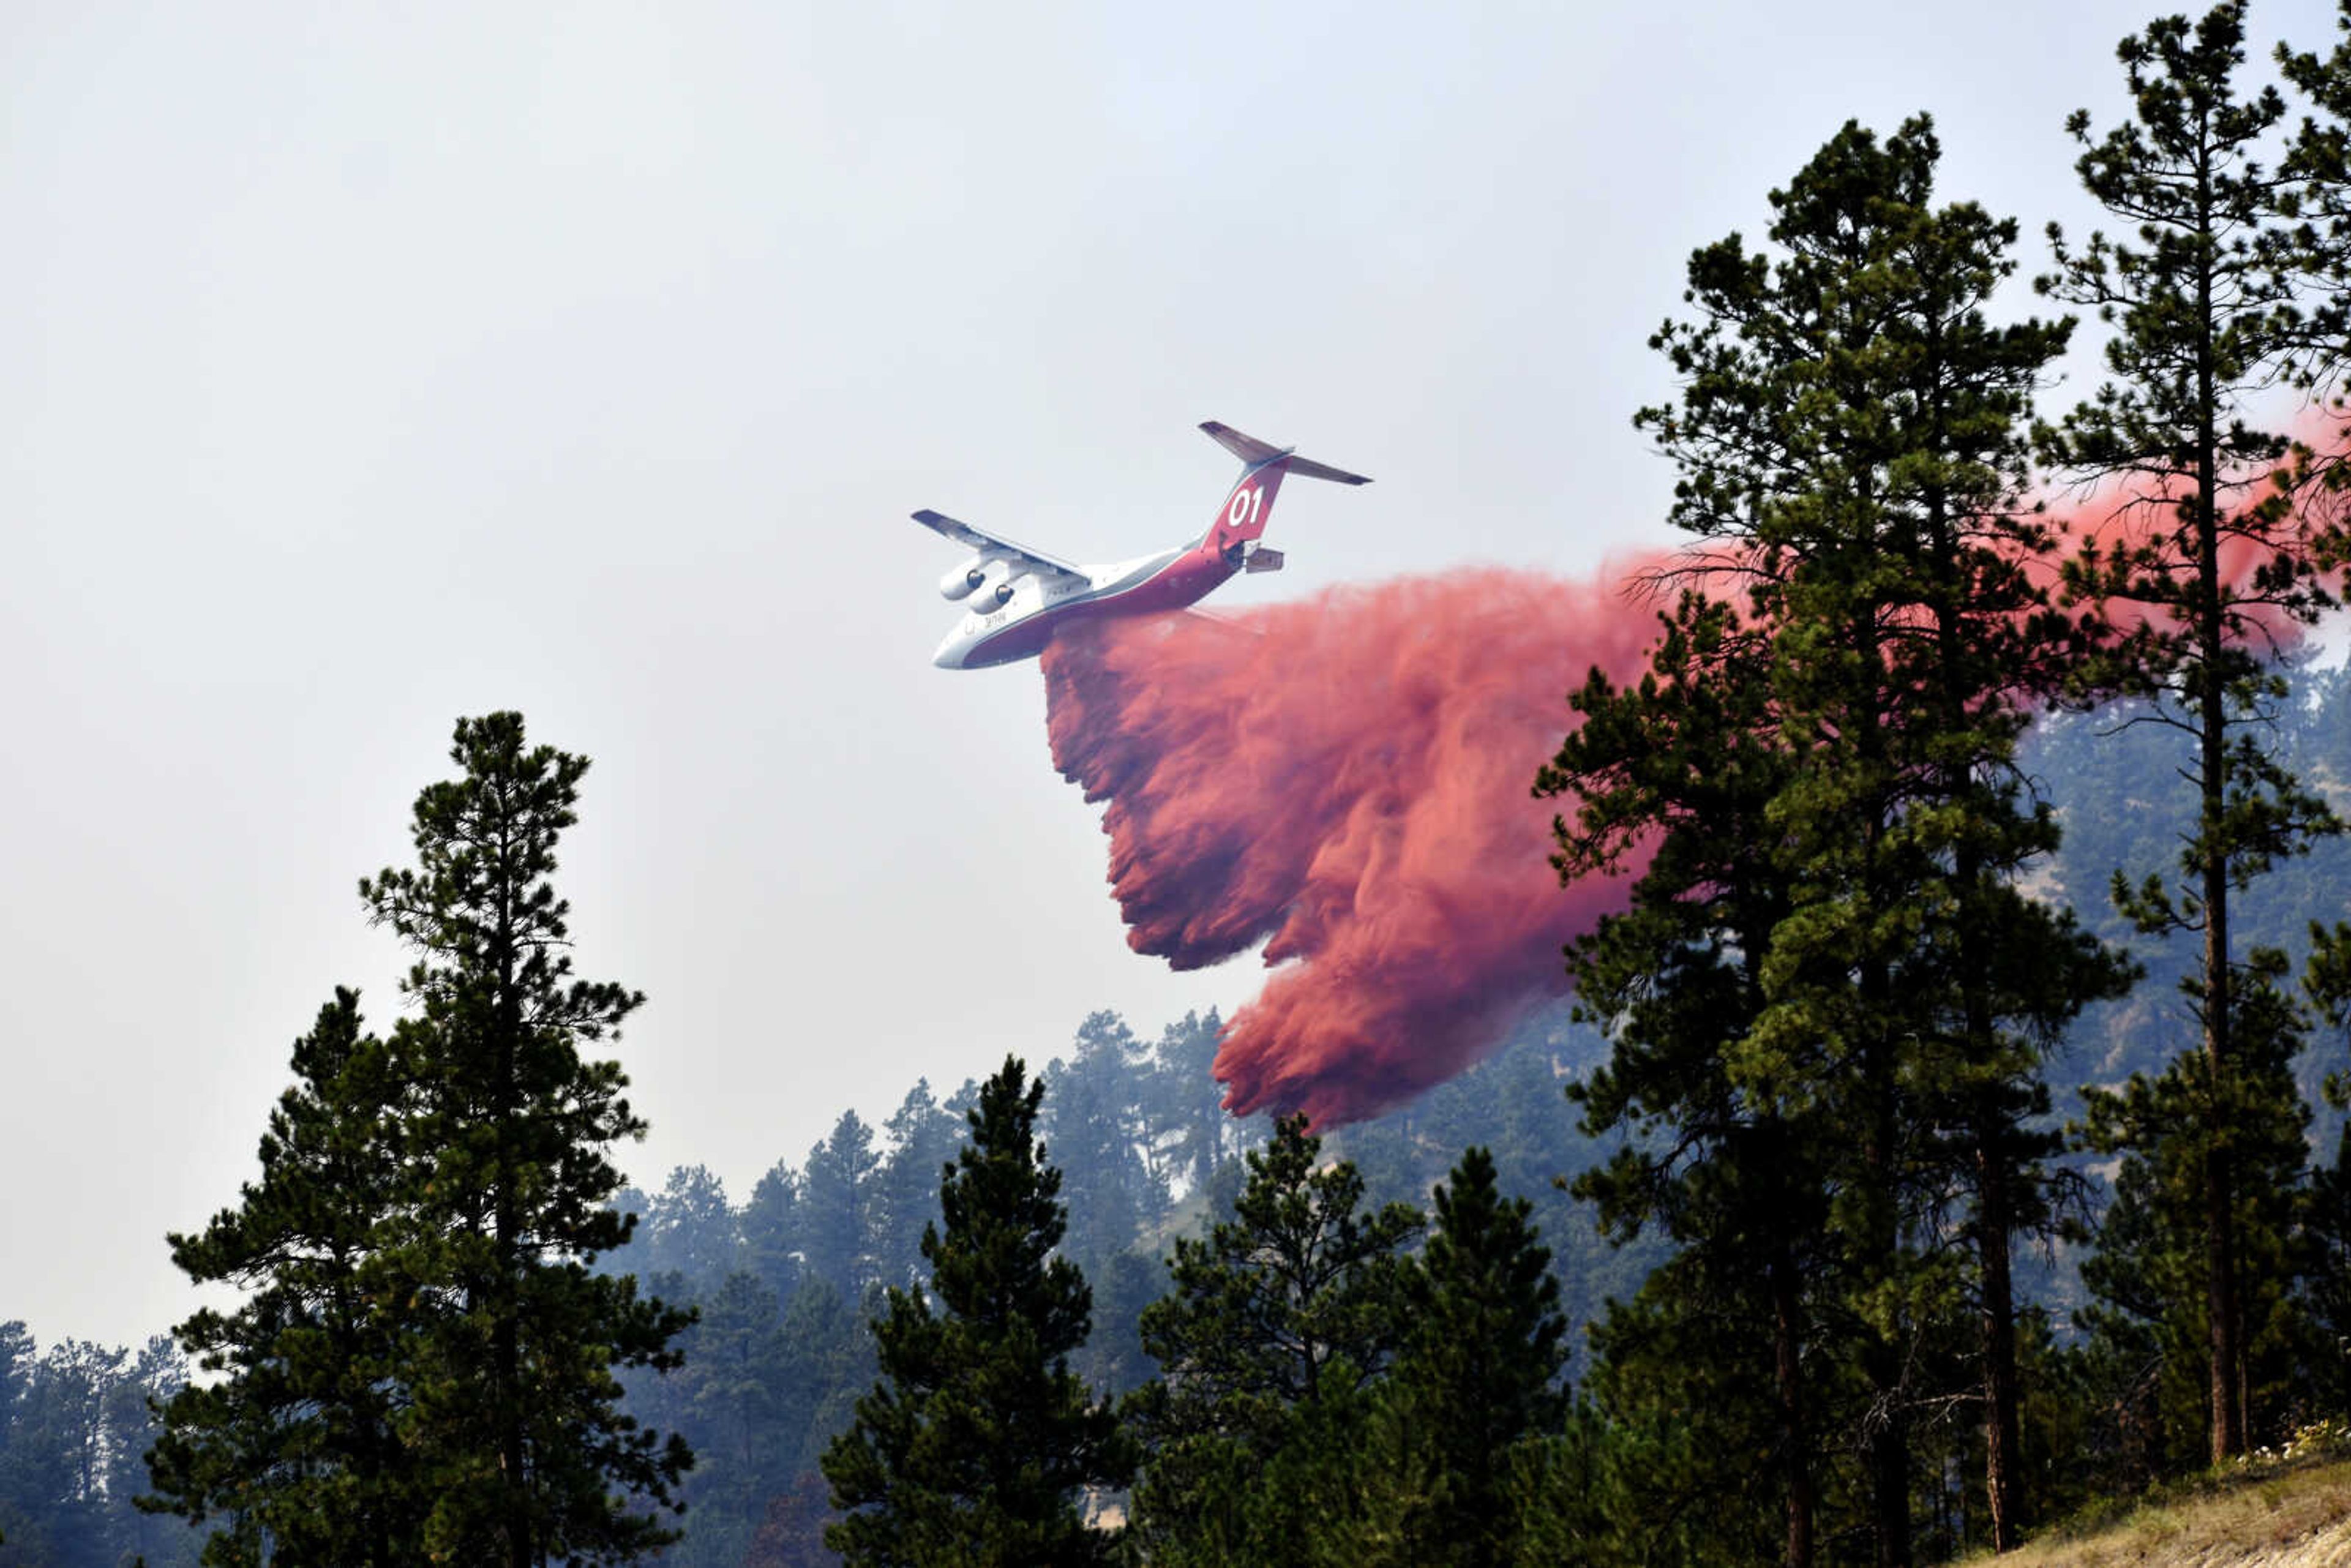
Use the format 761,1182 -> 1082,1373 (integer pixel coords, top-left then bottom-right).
821,1055 -> 1130,1567
2041,1 -> 2341,1463
873,1078 -> 963,1290
743,1159 -> 806,1306
150,714 -> 691,1567
1125,1114 -> 1420,1568
1046,1012 -> 1164,1271
361,712 -> 693,1564
1550,116 -> 2128,1562
1147,1010 -> 1232,1194
1385,1146 -> 1567,1568
1543,590 -> 1830,1567
146,990 -> 423,1565
647,1164 -> 741,1289
801,1111 -> 882,1299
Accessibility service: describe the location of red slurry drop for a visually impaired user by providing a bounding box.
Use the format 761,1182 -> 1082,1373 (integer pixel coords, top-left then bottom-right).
1038,480 -> 2330,1128
1040,565 -> 1670,1126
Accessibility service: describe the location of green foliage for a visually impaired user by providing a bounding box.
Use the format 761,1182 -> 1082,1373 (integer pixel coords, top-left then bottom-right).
144,991 -> 426,1565
1142,1011 -> 1237,1195
1381,1147 -> 1569,1568
1125,1114 -> 1420,1567
2041,1 -> 2344,1466
2075,950 -> 2317,1463
874,1078 -> 966,1292
149,713 -> 692,1567
1547,110 -> 2141,1563
743,1160 -> 807,1306
822,1056 -> 1131,1567
647,1165 -> 743,1291
1044,1013 -> 1168,1275
801,1111 -> 883,1300
1,1329 -> 195,1568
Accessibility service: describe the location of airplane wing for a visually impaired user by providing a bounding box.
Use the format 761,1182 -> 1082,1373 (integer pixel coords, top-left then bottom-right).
912,509 -> 1090,584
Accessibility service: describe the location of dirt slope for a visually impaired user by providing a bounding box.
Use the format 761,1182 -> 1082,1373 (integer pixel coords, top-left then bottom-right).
1991,1461 -> 2351,1567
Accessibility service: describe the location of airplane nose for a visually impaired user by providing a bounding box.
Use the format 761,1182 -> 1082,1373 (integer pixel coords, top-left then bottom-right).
931,633 -> 967,669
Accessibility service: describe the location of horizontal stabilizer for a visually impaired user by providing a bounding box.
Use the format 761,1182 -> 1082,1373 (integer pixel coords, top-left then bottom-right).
1200,421 -> 1371,485
1244,546 -> 1284,574
1283,454 -> 1372,486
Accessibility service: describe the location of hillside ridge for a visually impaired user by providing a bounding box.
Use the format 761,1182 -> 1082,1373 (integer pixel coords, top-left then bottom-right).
1987,1455 -> 2351,1567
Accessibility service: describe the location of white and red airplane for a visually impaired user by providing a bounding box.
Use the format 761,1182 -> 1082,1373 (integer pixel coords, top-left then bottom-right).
919,421 -> 1371,669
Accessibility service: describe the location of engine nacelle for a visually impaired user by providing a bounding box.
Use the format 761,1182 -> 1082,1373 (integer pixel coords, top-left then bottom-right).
969,561 -> 1021,611
938,555 -> 991,601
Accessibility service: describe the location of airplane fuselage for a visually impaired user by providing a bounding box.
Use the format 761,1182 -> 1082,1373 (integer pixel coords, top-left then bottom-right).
931,539 -> 1237,669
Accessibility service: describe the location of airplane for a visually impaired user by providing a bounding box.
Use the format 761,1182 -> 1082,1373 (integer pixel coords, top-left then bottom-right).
918,421 -> 1372,669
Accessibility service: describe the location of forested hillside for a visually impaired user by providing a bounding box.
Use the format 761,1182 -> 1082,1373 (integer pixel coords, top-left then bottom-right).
0,659 -> 2344,1566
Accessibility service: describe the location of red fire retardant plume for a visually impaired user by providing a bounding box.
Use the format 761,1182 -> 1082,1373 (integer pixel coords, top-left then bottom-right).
1041,566 -> 1671,1126
1041,489 -> 2328,1128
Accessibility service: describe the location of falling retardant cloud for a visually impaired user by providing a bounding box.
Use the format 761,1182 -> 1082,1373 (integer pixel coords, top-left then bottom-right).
1039,476 -> 2335,1128
1041,565 -> 1670,1125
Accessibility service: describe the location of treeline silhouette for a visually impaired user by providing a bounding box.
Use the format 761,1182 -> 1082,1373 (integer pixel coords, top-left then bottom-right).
0,659 -> 2344,1565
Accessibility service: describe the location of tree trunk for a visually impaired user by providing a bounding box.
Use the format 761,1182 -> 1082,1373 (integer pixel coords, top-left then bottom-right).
1772,1242 -> 1815,1568
2192,142 -> 2245,1468
1978,1143 -> 2023,1551
495,891 -> 533,1568
1863,1025 -> 1913,1568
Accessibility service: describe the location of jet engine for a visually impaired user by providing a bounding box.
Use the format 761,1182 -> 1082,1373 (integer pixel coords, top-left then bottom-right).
938,555 -> 991,601
968,560 -> 1021,610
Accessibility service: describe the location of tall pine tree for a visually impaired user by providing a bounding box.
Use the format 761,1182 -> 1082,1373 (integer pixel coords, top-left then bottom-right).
822,1056 -> 1130,1567
1550,116 -> 2128,1562
361,711 -> 692,1564
1384,1146 -> 1567,1568
2040,0 -> 2341,1463
1124,1114 -> 1420,1568
149,714 -> 692,1567
1543,590 -> 1831,1567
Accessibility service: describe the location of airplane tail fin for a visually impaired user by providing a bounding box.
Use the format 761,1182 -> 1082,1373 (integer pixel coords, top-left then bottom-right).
1198,421 -> 1370,556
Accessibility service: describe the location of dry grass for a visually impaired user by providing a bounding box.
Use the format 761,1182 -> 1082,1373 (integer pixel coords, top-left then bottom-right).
1984,1459 -> 2351,1567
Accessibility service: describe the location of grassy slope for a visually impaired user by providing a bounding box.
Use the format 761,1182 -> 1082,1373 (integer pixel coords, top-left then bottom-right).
1980,1458 -> 2351,1567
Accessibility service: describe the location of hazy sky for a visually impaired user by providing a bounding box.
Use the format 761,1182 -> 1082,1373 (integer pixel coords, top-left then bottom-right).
6,0 -> 2334,1352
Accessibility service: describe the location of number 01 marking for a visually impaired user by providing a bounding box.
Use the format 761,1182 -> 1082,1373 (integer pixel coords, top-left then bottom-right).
1227,486 -> 1262,529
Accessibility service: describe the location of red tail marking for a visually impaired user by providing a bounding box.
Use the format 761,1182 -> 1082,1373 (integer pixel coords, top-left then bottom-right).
1208,463 -> 1289,553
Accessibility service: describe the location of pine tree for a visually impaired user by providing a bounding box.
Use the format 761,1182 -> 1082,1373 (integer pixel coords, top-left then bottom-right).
1147,1010 -> 1232,1195
1384,1146 -> 1567,1568
2077,955 -> 2318,1457
873,1078 -> 964,1291
144,989 -> 425,1566
1124,1114 -> 1420,1567
360,711 -> 692,1564
821,1056 -> 1130,1567
647,1164 -> 741,1291
743,1159 -> 806,1306
2041,1 -> 2341,1463
668,1270 -> 796,1566
1045,1012 -> 1163,1271
801,1111 -> 882,1299
1548,116 -> 2129,1562
1542,588 -> 1831,1567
